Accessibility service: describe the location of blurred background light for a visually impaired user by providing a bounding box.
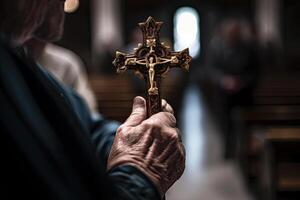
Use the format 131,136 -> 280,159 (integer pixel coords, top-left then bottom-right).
174,7 -> 200,58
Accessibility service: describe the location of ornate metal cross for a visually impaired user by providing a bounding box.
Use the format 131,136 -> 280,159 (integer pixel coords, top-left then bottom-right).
113,16 -> 192,117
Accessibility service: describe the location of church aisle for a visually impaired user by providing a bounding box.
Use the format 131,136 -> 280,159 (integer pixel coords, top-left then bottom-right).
166,85 -> 253,200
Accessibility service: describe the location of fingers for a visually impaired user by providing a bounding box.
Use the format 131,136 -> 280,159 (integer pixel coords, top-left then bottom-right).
162,99 -> 174,114
157,128 -> 182,158
147,111 -> 177,128
123,96 -> 147,127
108,97 -> 186,196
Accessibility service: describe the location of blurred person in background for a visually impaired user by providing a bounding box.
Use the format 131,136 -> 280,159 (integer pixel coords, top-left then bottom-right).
206,19 -> 260,159
26,38 -> 98,113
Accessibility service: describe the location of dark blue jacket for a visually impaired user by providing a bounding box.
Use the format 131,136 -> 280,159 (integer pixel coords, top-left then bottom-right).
0,38 -> 159,200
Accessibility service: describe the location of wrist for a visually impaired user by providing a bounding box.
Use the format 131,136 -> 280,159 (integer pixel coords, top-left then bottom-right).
108,156 -> 165,197
108,165 -> 161,199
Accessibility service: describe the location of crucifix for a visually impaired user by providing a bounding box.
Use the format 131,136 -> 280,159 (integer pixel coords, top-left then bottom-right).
113,16 -> 192,117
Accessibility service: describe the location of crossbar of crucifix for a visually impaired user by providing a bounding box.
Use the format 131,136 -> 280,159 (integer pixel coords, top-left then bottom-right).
113,16 -> 192,117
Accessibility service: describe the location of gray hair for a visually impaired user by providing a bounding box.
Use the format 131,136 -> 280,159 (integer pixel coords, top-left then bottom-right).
0,0 -> 48,44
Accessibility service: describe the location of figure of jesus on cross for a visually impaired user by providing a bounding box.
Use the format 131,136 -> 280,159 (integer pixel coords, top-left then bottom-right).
113,16 -> 192,117
134,52 -> 179,95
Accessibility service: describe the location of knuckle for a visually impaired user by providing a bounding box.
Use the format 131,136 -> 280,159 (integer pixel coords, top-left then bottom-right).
165,112 -> 177,126
155,112 -> 176,127
141,119 -> 161,131
116,125 -> 124,134
168,105 -> 175,114
175,128 -> 182,142
117,125 -> 130,135
168,130 -> 179,141
141,120 -> 152,129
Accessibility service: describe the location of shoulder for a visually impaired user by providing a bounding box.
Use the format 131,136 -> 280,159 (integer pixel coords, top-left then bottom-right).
42,43 -> 85,74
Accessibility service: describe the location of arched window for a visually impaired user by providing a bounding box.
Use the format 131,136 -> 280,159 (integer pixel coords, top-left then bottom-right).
174,7 -> 200,58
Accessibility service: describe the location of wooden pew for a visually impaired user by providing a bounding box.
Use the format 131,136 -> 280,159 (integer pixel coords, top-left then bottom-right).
266,128 -> 300,200
89,75 -> 135,122
240,73 -> 300,200
89,74 -> 181,122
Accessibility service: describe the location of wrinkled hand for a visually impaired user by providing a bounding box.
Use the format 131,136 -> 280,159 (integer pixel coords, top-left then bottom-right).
107,96 -> 185,196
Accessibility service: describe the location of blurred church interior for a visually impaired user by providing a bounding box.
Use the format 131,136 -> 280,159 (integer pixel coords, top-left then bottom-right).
59,0 -> 300,199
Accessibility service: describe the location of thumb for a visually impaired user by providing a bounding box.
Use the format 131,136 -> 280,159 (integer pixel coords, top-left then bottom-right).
123,96 -> 147,127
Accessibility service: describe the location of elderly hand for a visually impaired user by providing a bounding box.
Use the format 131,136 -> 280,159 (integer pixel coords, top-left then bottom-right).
107,96 -> 185,196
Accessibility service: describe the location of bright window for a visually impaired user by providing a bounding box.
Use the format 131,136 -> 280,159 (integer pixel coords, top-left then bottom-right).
174,7 -> 200,57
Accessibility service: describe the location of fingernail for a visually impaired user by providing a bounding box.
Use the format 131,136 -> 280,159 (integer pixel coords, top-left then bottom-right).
133,96 -> 146,112
134,96 -> 144,105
